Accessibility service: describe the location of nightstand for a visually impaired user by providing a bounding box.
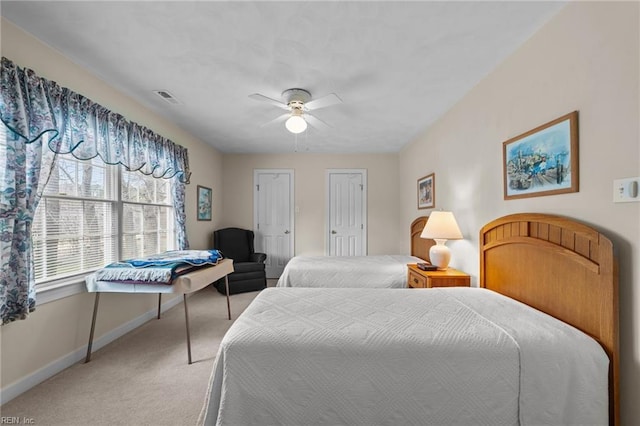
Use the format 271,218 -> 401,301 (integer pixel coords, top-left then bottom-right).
407,264 -> 470,288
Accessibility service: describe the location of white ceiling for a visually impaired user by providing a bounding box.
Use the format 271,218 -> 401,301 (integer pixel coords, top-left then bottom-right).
1,1 -> 565,154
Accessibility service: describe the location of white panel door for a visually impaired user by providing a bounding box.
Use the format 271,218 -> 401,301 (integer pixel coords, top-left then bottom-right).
327,170 -> 367,256
254,170 -> 294,278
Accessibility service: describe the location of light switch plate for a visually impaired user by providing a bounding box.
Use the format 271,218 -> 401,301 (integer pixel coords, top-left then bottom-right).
613,177 -> 640,203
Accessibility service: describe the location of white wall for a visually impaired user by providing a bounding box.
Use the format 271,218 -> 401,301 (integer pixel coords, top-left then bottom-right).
220,153 -> 401,256
0,19 -> 224,393
399,2 -> 639,423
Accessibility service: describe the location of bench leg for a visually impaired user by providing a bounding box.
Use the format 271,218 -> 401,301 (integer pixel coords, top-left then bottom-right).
224,276 -> 231,320
157,293 -> 162,319
85,292 -> 101,363
184,294 -> 192,364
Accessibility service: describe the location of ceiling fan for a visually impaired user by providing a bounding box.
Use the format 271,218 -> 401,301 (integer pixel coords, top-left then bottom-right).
249,88 -> 342,134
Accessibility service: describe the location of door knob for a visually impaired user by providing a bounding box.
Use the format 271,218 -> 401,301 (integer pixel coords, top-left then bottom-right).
331,230 -> 337,234
284,230 -> 290,234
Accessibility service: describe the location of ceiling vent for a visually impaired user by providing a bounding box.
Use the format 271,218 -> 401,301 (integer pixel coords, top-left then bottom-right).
153,90 -> 180,105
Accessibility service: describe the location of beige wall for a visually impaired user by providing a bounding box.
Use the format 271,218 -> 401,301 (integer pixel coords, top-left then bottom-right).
399,2 -> 639,423
1,19 -> 224,389
220,153 -> 401,256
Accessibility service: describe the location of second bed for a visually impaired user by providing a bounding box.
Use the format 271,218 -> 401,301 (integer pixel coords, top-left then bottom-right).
276,216 -> 433,288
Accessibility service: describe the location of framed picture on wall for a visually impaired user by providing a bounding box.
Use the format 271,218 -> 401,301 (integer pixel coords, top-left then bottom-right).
417,173 -> 435,209
197,185 -> 212,221
503,111 -> 579,200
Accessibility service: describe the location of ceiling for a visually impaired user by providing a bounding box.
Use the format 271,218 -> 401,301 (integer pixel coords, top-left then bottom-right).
1,1 -> 565,154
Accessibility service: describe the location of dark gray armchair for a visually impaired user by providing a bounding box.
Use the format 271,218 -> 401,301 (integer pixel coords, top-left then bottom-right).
212,227 -> 267,295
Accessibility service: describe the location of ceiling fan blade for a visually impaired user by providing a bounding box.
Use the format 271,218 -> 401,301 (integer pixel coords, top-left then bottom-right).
305,93 -> 342,111
249,93 -> 289,110
261,113 -> 290,128
305,113 -> 330,131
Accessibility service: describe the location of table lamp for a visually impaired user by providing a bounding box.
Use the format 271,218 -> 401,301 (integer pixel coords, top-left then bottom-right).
420,211 -> 463,270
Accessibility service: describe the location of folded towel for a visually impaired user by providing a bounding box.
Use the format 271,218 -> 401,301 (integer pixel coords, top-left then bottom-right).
123,249 -> 222,268
95,250 -> 223,284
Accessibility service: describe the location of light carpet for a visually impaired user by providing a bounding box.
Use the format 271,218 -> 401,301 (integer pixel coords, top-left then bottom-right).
1,285 -> 263,425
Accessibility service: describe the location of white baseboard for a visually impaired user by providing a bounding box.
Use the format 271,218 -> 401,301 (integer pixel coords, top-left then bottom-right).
0,295 -> 184,405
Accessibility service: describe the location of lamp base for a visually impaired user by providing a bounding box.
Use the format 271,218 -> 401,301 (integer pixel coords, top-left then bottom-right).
429,239 -> 451,270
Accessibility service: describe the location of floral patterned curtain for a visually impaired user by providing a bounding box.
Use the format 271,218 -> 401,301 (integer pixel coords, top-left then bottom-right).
0,57 -> 191,324
0,128 -> 59,324
0,58 -> 191,183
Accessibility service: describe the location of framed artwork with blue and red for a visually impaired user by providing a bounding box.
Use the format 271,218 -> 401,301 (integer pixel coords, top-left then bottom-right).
417,173 -> 435,209
503,111 -> 579,200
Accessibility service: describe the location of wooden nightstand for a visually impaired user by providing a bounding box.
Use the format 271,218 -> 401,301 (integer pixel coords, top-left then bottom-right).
407,264 -> 470,288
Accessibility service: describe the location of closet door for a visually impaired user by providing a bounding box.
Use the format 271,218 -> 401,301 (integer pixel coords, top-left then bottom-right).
326,169 -> 367,256
254,169 -> 294,278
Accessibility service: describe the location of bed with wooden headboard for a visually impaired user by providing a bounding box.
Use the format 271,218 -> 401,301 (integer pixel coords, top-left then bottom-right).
480,213 -> 619,425
201,213 -> 619,426
275,216 -> 432,288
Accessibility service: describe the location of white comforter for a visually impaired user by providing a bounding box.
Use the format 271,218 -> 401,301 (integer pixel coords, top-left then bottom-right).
199,287 -> 608,426
276,255 -> 423,288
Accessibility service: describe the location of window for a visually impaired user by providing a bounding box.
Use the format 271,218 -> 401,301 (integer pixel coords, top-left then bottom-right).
32,154 -> 175,285
120,168 -> 174,260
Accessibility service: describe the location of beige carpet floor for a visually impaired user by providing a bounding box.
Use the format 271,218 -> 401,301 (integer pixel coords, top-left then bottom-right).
1,285 -> 264,426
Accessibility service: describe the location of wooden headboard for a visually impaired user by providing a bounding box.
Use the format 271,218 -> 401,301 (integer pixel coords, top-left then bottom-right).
480,213 -> 619,426
410,216 -> 434,262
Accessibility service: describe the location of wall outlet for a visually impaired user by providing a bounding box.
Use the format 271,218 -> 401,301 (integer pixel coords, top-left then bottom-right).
613,177 -> 640,203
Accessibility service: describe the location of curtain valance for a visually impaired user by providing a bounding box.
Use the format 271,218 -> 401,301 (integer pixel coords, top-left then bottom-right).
0,57 -> 191,183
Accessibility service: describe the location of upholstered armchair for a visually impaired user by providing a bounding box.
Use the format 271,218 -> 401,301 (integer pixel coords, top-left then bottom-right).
212,227 -> 267,295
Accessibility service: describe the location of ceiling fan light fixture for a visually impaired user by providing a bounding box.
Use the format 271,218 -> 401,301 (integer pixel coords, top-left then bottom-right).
285,115 -> 307,134
250,88 -> 340,134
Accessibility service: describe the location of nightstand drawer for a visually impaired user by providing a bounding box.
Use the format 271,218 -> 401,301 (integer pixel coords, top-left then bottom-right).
407,264 -> 471,288
408,270 -> 427,288
428,276 -> 470,287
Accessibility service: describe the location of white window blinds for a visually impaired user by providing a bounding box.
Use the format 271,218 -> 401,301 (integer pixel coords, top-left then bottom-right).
32,154 -> 175,284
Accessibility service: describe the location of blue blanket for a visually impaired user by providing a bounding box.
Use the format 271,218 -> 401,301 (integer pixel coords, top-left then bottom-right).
95,250 -> 223,284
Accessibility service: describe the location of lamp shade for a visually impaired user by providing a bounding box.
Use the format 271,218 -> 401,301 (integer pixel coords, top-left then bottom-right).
420,211 -> 463,240
285,115 -> 307,134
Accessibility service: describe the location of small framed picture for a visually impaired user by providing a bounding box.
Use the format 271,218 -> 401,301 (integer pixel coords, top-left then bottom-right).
197,185 -> 212,221
417,173 -> 435,209
503,111 -> 579,200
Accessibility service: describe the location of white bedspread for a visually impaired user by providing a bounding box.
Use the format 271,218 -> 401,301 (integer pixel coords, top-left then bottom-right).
276,255 -> 423,288
199,287 -> 608,426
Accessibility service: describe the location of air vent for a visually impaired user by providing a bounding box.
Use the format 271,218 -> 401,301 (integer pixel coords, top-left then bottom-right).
153,90 -> 180,105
